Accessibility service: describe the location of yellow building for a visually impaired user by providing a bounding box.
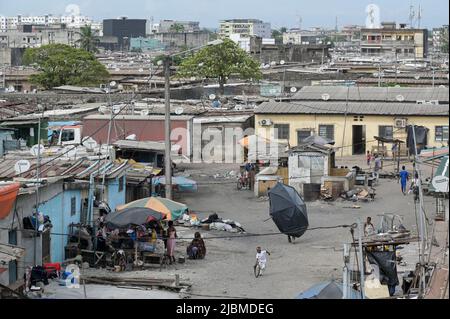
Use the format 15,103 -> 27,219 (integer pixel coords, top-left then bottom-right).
255,101 -> 449,157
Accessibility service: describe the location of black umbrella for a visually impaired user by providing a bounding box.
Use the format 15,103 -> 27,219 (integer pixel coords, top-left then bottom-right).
105,207 -> 164,229
268,183 -> 309,238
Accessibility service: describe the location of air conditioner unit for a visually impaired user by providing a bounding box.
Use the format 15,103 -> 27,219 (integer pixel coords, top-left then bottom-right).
259,119 -> 273,126
395,118 -> 407,128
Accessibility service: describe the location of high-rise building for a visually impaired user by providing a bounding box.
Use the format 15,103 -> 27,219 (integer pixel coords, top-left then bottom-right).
219,19 -> 271,39
103,17 -> 146,49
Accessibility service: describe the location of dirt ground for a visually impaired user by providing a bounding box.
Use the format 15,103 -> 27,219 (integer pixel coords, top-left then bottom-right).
49,156 -> 446,299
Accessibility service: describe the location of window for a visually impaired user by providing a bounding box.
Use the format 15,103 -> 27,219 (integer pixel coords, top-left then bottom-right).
8,229 -> 17,245
318,125 -> 334,140
435,126 -> 449,141
118,176 -> 124,192
60,129 -> 75,142
297,130 -> 312,144
379,126 -> 394,139
274,124 -> 290,140
70,197 -> 76,216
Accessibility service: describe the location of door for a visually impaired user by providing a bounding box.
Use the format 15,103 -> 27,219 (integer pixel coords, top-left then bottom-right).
352,125 -> 366,155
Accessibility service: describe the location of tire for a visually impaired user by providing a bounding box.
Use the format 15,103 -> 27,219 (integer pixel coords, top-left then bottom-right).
254,264 -> 261,278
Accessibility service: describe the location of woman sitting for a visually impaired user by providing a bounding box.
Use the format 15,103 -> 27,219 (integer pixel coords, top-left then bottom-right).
187,232 -> 206,260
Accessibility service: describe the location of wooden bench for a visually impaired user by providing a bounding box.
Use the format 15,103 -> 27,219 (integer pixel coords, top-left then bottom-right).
142,252 -> 162,264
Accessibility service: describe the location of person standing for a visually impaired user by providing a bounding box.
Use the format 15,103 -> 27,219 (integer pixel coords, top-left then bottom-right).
166,221 -> 177,264
373,155 -> 382,184
364,217 -> 376,236
366,151 -> 372,167
399,166 -> 409,195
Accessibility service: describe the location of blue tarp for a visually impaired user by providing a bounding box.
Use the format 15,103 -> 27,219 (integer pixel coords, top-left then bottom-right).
296,281 -> 362,299
153,176 -> 198,192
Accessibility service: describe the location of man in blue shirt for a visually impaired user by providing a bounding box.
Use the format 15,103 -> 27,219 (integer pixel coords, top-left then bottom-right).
399,166 -> 409,195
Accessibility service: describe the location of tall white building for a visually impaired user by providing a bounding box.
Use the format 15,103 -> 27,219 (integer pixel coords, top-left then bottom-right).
219,19 -> 271,39
0,14 -> 97,32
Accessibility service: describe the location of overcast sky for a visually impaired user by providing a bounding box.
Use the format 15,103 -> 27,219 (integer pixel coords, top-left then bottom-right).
0,0 -> 448,29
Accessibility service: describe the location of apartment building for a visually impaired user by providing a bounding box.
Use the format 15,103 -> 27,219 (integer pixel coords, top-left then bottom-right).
158,20 -> 200,33
0,14 -> 95,31
219,19 -> 271,39
360,22 -> 428,58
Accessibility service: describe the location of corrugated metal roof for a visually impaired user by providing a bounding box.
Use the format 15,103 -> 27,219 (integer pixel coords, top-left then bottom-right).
254,101 -> 449,116
113,140 -> 166,151
293,86 -> 449,103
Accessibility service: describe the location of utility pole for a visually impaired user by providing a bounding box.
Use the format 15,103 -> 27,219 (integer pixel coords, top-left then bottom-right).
357,219 -> 365,299
164,56 -> 173,200
33,109 -> 43,265
412,124 -> 428,297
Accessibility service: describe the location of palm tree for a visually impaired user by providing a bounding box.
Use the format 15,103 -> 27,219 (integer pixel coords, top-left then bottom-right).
76,25 -> 100,53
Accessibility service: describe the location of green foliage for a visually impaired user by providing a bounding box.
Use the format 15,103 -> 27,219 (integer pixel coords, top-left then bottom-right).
76,25 -> 100,53
170,23 -> 185,33
176,38 -> 262,94
23,44 -> 109,89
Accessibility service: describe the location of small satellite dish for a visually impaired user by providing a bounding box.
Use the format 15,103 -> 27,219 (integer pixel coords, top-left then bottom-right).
98,105 -> 108,114
109,81 -> 117,87
117,84 -> 123,90
414,75 -> 420,80
396,94 -> 405,102
8,86 -> 15,92
157,60 -> 163,66
14,160 -> 31,175
138,68 -> 144,73
30,144 -> 45,157
235,105 -> 243,111
140,109 -> 149,116
63,146 -> 77,158
125,134 -> 137,141
439,85 -> 446,88
321,93 -> 331,101
112,105 -> 121,114
270,61 -> 277,66
280,60 -> 285,65
209,94 -> 216,100
264,64 -> 270,69
290,87 -> 298,93
82,137 -> 98,150
395,85 -> 401,88
175,107 -> 184,115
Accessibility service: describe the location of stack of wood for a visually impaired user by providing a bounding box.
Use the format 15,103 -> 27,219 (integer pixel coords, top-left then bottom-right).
83,275 -> 191,292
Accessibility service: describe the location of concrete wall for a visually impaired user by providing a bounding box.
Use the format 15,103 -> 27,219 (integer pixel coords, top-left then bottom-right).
256,114 -> 449,157
148,32 -> 210,49
288,153 -> 329,194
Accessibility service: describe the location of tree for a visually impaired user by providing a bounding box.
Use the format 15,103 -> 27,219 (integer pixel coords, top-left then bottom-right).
23,44 -> 109,89
76,25 -> 100,53
176,38 -> 262,95
170,23 -> 185,33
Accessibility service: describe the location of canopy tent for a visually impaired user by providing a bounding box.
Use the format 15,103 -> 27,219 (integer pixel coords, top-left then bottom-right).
268,183 -> 309,238
117,197 -> 188,221
105,207 -> 165,229
153,176 -> 198,192
296,281 -> 361,299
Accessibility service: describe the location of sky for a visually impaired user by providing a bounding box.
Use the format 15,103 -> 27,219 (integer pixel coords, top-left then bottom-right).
0,0 -> 448,29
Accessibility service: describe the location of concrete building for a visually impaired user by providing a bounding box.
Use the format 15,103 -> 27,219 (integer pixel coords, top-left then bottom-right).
103,18 -> 146,49
432,25 -> 449,53
255,87 -> 449,157
0,14 -> 96,31
360,22 -> 428,58
147,31 -> 210,49
219,19 -> 271,39
158,20 -> 200,33
283,29 -> 327,45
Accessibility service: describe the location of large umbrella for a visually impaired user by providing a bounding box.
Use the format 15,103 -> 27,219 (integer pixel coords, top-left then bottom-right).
268,183 -> 309,238
105,207 -> 164,229
296,281 -> 361,299
117,197 -> 188,221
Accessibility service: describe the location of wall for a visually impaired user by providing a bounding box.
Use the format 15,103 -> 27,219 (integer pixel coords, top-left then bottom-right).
0,130 -> 14,156
148,32 -> 210,49
37,187 -> 83,263
106,177 -> 126,212
256,114 -> 449,157
288,153 -> 328,195
0,182 -> 62,286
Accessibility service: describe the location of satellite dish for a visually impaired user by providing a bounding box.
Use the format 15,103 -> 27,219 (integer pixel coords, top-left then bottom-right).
175,107 -> 184,115
396,94 -> 405,102
63,146 -> 77,158
270,61 -> 277,66
30,144 -> 45,157
321,93 -> 331,101
109,81 -> 117,87
439,85 -> 446,88
280,60 -> 286,65
117,84 -> 123,90
264,64 -> 270,69
125,134 -> 137,141
8,86 -> 15,92
14,160 -> 31,175
140,109 -> 149,116
235,105 -> 243,111
138,68 -> 144,73
290,87 -> 298,93
82,137 -> 98,150
209,94 -> 216,100
395,85 -> 401,88
98,105 -> 108,114
112,105 -> 121,114
414,75 -> 420,80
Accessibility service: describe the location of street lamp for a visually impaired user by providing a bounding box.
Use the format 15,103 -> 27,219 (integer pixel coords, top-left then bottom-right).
163,39 -> 223,199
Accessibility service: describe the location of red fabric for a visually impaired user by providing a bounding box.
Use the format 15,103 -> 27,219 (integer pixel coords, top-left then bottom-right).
44,263 -> 61,272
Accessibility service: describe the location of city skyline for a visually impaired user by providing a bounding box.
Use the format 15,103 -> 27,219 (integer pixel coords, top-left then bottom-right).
0,0 -> 448,29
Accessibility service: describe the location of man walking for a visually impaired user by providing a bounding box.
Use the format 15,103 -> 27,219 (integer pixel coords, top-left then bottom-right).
399,166 -> 409,195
